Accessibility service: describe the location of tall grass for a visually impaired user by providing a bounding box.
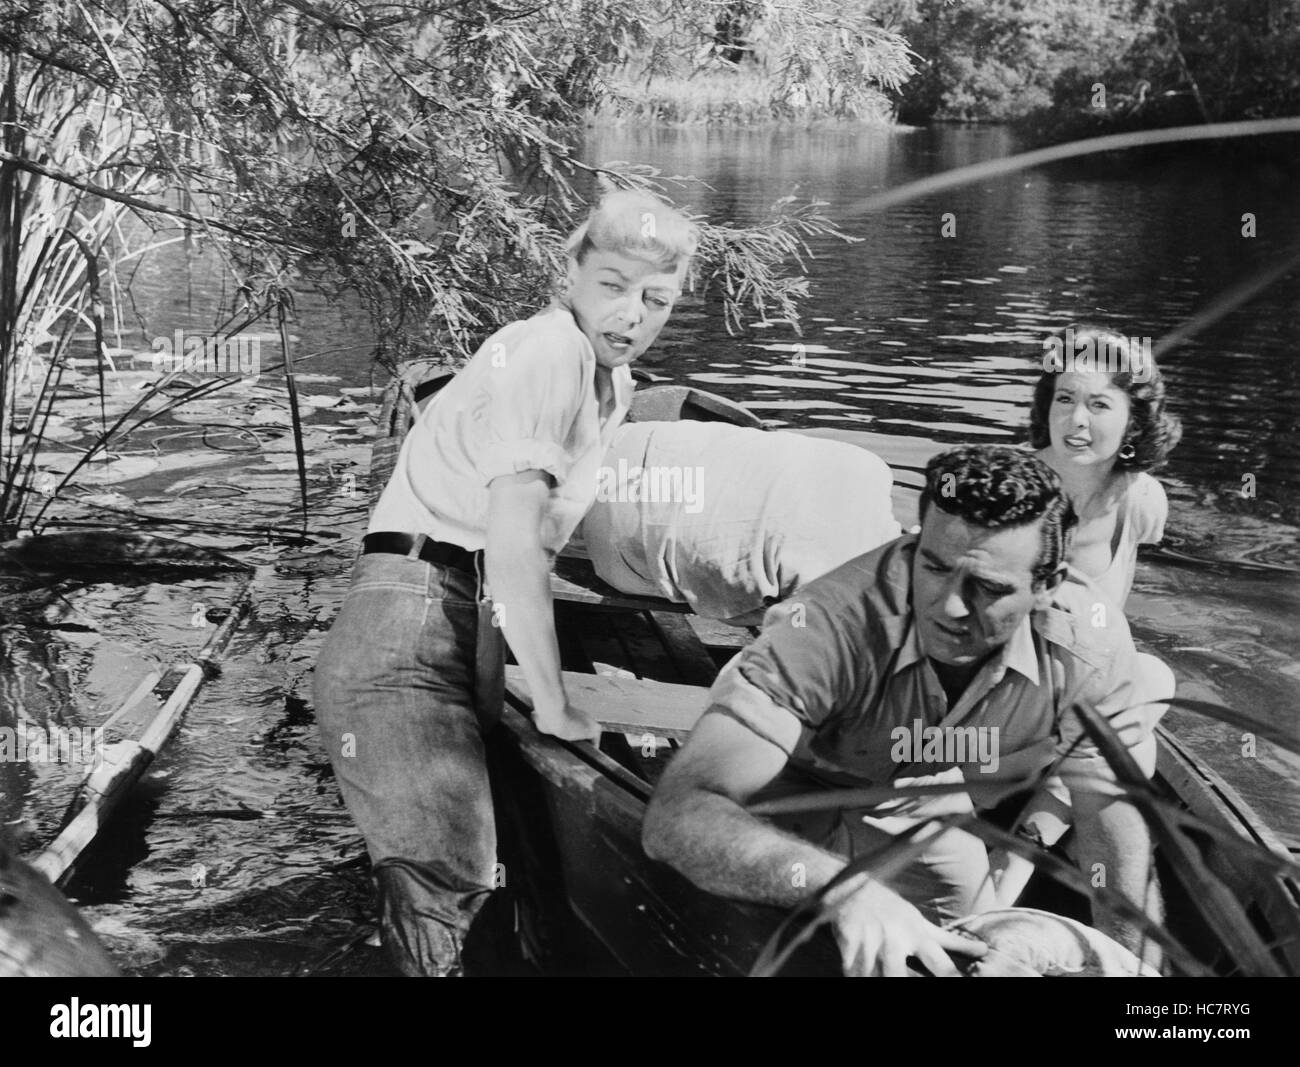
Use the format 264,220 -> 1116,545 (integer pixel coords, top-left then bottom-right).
0,31 -> 313,544
749,695 -> 1300,977
0,51 -> 167,539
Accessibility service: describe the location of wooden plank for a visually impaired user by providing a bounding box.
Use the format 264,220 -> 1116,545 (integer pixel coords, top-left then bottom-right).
607,611 -> 683,683
505,666 -> 709,741
550,568 -> 691,613
648,612 -> 722,687
368,436 -> 402,500
687,615 -> 753,650
1157,725 -> 1297,857
628,384 -> 764,428
31,574 -> 259,887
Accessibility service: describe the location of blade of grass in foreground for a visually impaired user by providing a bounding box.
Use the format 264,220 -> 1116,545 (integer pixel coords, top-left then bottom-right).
751,774 -> 1300,882
748,807 -> 1203,977
1072,701 -> 1284,976
956,817 -> 1207,976
276,292 -> 310,540
750,816 -> 958,977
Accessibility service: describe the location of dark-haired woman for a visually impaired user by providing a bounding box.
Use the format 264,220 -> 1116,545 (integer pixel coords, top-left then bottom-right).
1029,327 -> 1182,607
993,325 -> 1182,906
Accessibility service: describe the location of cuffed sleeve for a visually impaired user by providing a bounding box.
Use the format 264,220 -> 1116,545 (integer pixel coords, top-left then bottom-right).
705,655 -> 801,755
470,324 -> 586,487
733,593 -> 865,735
479,438 -> 571,484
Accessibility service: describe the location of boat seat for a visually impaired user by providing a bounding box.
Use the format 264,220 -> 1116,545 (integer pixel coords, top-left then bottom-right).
550,557 -> 692,613
504,665 -> 710,740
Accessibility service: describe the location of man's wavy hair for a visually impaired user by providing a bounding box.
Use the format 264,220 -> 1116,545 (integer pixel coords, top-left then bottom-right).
920,445 -> 1077,589
1028,324 -> 1182,472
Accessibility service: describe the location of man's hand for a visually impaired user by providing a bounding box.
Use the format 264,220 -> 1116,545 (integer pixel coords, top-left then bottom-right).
831,878 -> 987,977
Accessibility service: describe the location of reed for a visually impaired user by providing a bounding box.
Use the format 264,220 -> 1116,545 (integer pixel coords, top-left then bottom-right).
750,694 -> 1300,977
0,46 -> 166,539
0,22 -> 315,543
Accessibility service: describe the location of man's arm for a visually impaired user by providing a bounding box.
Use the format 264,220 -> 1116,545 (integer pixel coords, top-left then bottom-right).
643,711 -> 840,905
642,709 -> 984,976
1072,787 -> 1163,969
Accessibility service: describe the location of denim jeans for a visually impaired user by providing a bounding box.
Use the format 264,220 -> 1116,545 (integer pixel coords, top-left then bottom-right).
312,551 -> 499,976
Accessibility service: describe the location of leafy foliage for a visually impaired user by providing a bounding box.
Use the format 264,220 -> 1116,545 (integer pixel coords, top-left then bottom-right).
0,2 -> 862,367
0,0 -> 864,535
596,0 -> 917,122
896,0 -> 1154,123
895,0 -> 1300,134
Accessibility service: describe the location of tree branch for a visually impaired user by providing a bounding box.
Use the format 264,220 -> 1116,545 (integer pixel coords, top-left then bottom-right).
0,147 -> 309,251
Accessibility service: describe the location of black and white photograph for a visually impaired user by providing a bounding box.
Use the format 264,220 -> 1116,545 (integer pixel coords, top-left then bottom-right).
0,0 -> 1297,1023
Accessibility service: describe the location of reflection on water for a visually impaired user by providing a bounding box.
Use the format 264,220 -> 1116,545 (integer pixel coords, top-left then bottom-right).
5,123 -> 1297,974
608,125 -> 1300,546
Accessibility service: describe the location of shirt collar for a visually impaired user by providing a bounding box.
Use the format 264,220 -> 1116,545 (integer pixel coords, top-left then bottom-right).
1002,615 -> 1040,684
894,612 -> 1039,686
894,617 -> 924,674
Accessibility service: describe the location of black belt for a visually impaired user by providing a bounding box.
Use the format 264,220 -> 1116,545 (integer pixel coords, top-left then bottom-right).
362,532 -> 482,576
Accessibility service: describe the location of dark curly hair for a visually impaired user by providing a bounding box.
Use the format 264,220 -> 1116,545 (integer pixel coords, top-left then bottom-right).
1027,324 -> 1182,472
920,445 -> 1077,589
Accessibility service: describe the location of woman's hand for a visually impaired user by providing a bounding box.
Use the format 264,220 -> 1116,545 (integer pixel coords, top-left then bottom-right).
532,697 -> 602,743
831,878 -> 986,977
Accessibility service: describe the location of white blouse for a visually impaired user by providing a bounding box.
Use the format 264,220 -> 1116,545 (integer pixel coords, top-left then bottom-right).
370,305 -> 633,554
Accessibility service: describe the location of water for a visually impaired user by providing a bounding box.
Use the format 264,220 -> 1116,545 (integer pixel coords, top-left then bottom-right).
585,123 -> 1300,844
4,123 -> 1297,975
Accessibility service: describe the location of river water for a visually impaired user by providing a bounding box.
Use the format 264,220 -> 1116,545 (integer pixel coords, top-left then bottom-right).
3,123 -> 1297,975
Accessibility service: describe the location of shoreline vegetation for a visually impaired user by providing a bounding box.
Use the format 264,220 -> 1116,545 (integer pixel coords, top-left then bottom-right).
594,2 -> 1300,144
587,67 -> 897,127
896,0 -> 1300,147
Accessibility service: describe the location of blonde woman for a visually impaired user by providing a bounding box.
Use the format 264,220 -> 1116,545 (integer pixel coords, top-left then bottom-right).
313,191 -> 697,975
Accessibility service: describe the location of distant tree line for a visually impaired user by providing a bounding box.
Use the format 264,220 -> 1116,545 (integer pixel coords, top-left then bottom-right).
892,0 -> 1300,137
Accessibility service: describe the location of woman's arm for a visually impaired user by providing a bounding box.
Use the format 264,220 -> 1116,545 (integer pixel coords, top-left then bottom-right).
486,470 -> 601,742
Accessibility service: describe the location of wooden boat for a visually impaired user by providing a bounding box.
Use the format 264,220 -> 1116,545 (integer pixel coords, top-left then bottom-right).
372,359 -> 1300,976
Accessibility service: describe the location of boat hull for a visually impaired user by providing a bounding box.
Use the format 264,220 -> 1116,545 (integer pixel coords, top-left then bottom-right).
375,365 -> 1300,976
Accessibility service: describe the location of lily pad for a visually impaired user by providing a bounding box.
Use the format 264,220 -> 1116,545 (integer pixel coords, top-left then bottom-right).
79,456 -> 163,484
249,405 -> 301,426
77,491 -> 137,510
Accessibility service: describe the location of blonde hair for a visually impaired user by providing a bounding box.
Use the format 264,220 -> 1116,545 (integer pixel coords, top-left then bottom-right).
565,189 -> 698,274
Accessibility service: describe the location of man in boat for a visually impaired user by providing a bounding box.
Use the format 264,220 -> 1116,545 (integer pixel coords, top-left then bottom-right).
642,445 -> 1163,976
575,419 -> 903,623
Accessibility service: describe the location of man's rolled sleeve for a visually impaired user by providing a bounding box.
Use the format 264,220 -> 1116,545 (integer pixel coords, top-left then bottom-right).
708,589 -> 867,754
